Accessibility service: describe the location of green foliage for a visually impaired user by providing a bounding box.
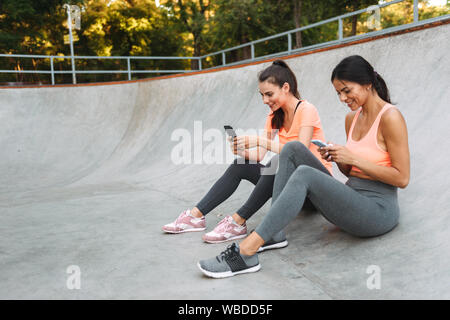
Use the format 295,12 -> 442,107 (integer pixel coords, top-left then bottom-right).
1,0 -> 448,84
0,0 -> 83,55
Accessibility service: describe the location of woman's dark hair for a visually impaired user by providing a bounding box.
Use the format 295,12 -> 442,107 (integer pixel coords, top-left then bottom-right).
331,55 -> 391,103
258,59 -> 300,129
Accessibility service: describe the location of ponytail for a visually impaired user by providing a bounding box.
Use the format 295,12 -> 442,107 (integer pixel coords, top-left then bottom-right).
373,72 -> 391,103
259,59 -> 301,129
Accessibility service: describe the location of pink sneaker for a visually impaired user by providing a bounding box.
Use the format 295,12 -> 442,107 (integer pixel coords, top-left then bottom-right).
202,216 -> 247,244
162,210 -> 206,234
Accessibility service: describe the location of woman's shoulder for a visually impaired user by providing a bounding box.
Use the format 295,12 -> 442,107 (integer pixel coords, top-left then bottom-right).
380,104 -> 405,128
299,99 -> 316,110
296,100 -> 319,117
382,103 -> 401,117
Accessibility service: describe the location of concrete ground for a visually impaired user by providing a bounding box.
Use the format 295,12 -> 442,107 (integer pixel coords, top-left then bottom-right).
0,21 -> 449,299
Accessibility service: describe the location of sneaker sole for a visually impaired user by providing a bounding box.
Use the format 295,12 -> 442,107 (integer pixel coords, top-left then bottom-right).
162,227 -> 206,234
202,233 -> 247,244
257,240 -> 288,253
197,262 -> 261,278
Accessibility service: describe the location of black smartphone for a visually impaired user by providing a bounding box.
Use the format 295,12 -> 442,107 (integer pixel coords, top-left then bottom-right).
224,125 -> 237,138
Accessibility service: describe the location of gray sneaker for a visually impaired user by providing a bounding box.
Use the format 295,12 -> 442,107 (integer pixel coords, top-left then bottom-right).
254,230 -> 288,253
197,243 -> 261,278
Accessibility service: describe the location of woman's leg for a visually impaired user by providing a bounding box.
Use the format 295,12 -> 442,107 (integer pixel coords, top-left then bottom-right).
164,158 -> 265,234
199,166 -> 385,277
247,141 -> 331,243
201,157 -> 282,243
272,141 -> 331,204
238,141 -> 330,221
253,165 -> 399,246
195,158 -> 264,217
237,141 -> 398,254
198,144 -> 398,277
234,155 -> 278,221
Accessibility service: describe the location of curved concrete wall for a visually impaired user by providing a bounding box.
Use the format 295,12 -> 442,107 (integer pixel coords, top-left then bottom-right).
0,22 -> 449,299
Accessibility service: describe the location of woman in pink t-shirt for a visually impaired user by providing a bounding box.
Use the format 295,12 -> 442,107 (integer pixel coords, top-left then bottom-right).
163,60 -> 331,248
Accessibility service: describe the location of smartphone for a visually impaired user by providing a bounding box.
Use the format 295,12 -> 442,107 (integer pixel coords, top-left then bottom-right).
224,125 -> 237,138
311,139 -> 328,148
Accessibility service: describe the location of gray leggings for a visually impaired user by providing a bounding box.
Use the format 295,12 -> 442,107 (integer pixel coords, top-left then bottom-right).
196,144 -> 329,220
255,141 -> 400,241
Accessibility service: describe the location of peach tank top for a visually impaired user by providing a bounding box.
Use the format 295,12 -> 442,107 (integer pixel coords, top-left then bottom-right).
346,104 -> 394,180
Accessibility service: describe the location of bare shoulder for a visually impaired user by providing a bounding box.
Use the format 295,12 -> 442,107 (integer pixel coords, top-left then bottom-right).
380,106 -> 408,138
381,107 -> 407,130
345,110 -> 358,134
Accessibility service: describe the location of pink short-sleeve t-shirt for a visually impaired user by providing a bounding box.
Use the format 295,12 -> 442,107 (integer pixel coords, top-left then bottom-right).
264,100 -> 332,174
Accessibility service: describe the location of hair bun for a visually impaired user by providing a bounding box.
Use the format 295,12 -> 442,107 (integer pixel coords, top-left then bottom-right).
272,59 -> 288,68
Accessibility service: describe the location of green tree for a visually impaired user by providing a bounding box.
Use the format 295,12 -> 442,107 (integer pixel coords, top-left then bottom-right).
0,0 -> 83,55
83,0 -> 181,57
0,0 -> 186,83
292,0 -> 379,47
0,0 -> 84,83
162,0 -> 213,69
209,0 -> 275,64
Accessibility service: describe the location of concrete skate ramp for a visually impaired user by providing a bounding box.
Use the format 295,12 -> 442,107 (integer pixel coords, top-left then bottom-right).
1,21 -> 449,299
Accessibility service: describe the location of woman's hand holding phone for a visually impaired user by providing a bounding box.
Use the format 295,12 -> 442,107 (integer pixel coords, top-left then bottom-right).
235,136 -> 259,150
318,142 -> 334,162
319,143 -> 356,165
228,136 -> 239,155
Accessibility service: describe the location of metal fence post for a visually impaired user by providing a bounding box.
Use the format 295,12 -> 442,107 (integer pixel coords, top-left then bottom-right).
222,52 -> 226,66
63,4 -> 77,84
288,33 -> 292,52
127,57 -> 131,80
413,0 -> 419,23
50,56 -> 55,85
251,44 -> 255,60
198,58 -> 202,70
338,18 -> 343,41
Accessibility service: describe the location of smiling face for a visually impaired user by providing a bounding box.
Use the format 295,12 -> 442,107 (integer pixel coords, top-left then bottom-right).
258,80 -> 290,112
332,78 -> 372,111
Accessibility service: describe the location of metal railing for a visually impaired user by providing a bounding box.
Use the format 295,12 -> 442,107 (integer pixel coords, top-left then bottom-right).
0,54 -> 199,85
1,0 -> 449,86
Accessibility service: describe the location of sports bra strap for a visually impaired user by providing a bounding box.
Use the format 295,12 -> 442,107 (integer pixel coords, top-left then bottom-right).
348,104 -> 394,142
294,100 -> 302,115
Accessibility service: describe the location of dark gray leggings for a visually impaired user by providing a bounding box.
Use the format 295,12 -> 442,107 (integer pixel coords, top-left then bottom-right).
255,141 -> 400,241
196,147 -> 330,220
195,157 -> 277,220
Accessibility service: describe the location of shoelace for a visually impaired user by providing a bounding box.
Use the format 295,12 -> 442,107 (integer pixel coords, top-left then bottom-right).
217,243 -> 237,263
175,210 -> 188,225
214,216 -> 232,233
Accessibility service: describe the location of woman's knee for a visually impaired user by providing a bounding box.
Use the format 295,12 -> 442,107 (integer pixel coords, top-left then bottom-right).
280,141 -> 309,160
230,158 -> 249,172
227,159 -> 259,179
290,165 -> 318,185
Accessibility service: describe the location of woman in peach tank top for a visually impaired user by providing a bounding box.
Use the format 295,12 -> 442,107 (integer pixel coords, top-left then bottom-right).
345,103 -> 396,180
198,55 -> 411,279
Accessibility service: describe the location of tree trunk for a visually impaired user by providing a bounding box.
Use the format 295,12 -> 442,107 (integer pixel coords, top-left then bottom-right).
293,0 -> 302,49
241,34 -> 252,61
351,15 -> 358,36
191,33 -> 201,70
